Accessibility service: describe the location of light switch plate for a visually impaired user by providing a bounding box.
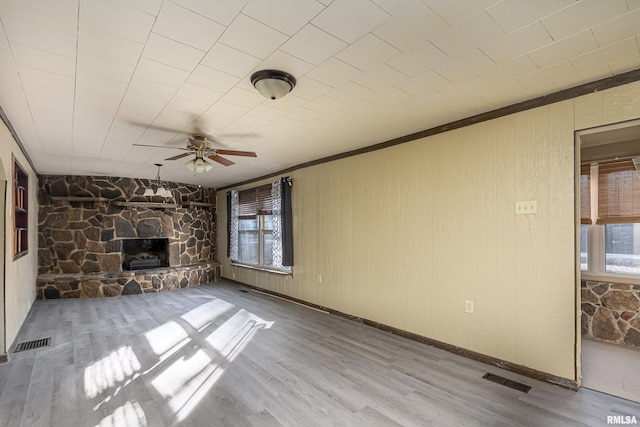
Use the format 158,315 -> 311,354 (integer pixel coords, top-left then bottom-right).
515,200 -> 537,215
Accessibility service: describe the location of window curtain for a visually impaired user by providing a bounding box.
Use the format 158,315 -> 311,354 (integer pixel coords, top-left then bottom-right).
229,190 -> 239,260
281,177 -> 294,266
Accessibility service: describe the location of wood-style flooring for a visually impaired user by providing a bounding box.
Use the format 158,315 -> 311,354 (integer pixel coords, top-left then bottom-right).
1,280 -> 639,426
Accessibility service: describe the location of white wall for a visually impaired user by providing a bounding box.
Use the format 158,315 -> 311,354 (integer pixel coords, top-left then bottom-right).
217,80 -> 640,382
0,119 -> 38,355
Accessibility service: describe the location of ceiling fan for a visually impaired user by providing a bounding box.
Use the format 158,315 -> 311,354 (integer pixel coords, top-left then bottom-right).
133,134 -> 257,173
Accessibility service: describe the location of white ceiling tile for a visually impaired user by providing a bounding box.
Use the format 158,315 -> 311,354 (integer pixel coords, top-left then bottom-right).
283,107 -> 324,123
312,0 -> 390,44
255,50 -> 315,80
246,104 -> 289,121
143,33 -> 206,72
303,95 -> 348,113
79,0 -> 155,44
432,48 -> 495,82
481,22 -> 554,64
18,65 -> 75,92
570,37 -> 640,72
243,0 -> 325,36
476,56 -> 538,85
527,30 -> 599,69
394,69 -> 450,96
280,24 -> 347,66
201,43 -> 261,77
219,14 -> 288,59
174,83 -> 224,105
78,28 -> 144,65
127,76 -> 179,101
373,1 -> 448,51
591,8 -> 640,47
77,51 -> 135,83
352,64 -> 407,91
369,0 -> 416,15
306,58 -> 363,87
75,72 -> 128,104
163,97 -> 211,119
516,60 -> 575,90
170,0 -> 247,26
186,65 -> 241,92
11,43 -> 75,77
430,12 -> 505,57
486,0 -> 575,33
609,50 -> 640,74
364,86 -> 414,106
153,2 -> 225,52
134,58 -> 190,88
541,0 -> 629,41
112,0 -> 163,16
289,76 -> 333,100
335,34 -> 400,71
385,42 -> 450,76
0,0 -> 78,34
205,101 -> 251,120
219,87 -> 265,109
3,15 -> 76,58
426,0 -> 503,26
326,81 -> 375,103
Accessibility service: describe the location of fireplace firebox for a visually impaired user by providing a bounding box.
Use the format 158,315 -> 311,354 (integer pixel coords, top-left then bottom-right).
122,238 -> 169,271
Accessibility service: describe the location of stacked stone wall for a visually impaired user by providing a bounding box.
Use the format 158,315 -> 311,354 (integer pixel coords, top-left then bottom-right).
37,175 -> 219,299
581,280 -> 640,348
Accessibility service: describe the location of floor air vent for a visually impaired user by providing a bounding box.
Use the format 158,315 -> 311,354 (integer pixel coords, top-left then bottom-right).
482,373 -> 531,393
14,337 -> 51,353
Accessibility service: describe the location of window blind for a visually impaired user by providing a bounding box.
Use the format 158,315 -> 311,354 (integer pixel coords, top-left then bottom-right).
580,164 -> 591,224
597,160 -> 640,224
238,184 -> 273,219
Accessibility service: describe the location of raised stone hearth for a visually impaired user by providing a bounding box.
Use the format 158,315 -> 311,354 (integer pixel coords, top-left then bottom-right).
37,175 -> 220,299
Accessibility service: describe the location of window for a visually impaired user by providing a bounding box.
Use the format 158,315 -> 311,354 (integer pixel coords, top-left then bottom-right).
581,159 -> 640,277
13,156 -> 28,258
228,178 -> 293,272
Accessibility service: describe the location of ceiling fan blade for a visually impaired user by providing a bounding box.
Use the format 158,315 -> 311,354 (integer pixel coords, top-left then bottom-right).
215,149 -> 257,157
208,154 -> 235,166
188,138 -> 205,149
165,152 -> 191,161
133,143 -> 189,150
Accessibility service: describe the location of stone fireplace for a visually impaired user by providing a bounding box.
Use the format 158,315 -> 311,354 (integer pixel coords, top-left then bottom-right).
36,175 -> 220,299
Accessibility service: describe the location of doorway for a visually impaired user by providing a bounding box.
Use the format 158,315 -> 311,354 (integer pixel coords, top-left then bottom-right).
577,119 -> 640,402
0,164 -> 6,361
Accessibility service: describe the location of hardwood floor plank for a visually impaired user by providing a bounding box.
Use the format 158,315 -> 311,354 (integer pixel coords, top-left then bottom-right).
1,281 -> 639,426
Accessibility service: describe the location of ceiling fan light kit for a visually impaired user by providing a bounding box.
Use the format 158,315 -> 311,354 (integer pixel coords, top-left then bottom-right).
185,157 -> 213,173
251,69 -> 296,100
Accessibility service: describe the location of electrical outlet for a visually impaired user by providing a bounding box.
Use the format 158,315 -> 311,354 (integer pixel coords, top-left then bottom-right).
515,200 -> 537,215
317,274 -> 322,283
465,300 -> 474,314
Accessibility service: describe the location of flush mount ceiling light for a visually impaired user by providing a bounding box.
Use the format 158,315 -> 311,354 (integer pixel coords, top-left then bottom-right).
184,156 -> 213,173
250,69 -> 296,100
143,163 -> 173,198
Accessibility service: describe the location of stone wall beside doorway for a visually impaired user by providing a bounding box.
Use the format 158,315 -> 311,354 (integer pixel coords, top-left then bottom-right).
581,280 -> 640,348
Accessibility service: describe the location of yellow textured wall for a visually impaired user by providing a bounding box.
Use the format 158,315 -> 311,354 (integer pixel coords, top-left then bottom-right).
0,119 -> 38,354
217,80 -> 640,381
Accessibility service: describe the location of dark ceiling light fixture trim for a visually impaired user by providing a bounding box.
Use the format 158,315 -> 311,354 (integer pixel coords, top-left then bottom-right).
220,67 -> 640,191
251,69 -> 296,100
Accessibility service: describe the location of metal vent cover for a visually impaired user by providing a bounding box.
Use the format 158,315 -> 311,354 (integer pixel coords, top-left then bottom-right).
14,337 -> 51,353
482,373 -> 531,393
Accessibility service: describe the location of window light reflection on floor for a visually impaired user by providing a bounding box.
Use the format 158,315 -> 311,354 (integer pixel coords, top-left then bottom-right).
84,346 -> 142,399
151,308 -> 273,422
95,400 -> 146,427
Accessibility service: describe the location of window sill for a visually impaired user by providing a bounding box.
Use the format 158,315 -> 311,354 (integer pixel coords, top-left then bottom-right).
581,272 -> 640,286
231,262 -> 291,276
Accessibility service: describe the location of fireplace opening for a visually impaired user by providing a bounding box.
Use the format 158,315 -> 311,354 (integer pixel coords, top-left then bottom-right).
122,238 -> 169,271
